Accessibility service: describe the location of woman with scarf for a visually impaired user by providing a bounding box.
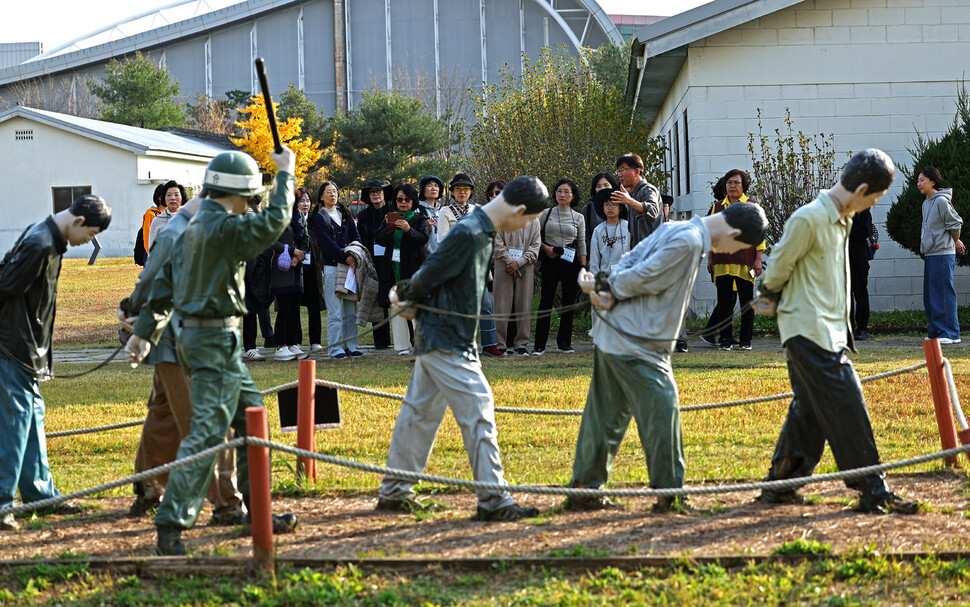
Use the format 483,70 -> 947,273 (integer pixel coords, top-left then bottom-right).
375,183 -> 430,354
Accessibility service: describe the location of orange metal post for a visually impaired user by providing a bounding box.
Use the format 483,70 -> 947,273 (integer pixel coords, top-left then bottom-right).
245,406 -> 275,574
923,339 -> 958,466
297,358 -> 317,480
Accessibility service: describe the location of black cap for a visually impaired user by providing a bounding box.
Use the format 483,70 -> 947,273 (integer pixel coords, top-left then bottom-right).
449,173 -> 474,190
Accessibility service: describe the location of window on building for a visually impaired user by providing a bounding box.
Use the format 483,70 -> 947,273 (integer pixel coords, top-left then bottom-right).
52,186 -> 92,214
683,109 -> 690,195
667,129 -> 673,195
672,121 -> 681,197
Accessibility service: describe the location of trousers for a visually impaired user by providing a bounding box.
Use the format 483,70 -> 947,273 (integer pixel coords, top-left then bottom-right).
492,263 -> 535,351
570,348 -> 684,489
300,263 -> 322,345
0,356 -> 59,511
154,327 -> 265,529
765,336 -> 891,501
534,256 -> 581,351
924,254 -> 960,340
133,362 -> 242,514
848,242 -> 870,334
703,274 -> 754,346
322,264 -> 359,357
379,349 -> 514,510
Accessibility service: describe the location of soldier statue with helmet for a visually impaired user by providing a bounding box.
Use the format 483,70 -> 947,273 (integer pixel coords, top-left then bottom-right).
126,146 -> 299,555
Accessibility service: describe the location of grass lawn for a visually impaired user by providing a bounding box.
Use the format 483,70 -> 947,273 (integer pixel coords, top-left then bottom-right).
9,258 -> 968,605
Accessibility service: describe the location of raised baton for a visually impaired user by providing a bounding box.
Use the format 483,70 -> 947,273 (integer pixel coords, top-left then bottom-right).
254,58 -> 283,153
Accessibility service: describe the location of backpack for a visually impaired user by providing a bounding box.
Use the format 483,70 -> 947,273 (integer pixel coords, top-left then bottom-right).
133,226 -> 147,266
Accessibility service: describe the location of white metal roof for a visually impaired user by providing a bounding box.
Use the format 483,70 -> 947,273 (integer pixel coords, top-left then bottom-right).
0,105 -> 226,159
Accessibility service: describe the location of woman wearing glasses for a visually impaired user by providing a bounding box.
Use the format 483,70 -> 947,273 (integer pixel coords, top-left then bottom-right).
375,183 -> 430,354
700,169 -> 765,351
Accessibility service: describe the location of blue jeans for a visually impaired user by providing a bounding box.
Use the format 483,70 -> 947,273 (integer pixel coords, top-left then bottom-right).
0,357 -> 59,512
323,265 -> 359,357
479,288 -> 497,348
924,254 -> 960,340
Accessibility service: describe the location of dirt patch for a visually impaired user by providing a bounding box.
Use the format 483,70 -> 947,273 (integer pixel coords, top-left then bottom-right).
3,471 -> 970,561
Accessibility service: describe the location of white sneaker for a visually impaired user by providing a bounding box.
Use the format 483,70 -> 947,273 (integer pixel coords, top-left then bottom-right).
274,347 -> 296,361
243,348 -> 264,361
938,337 -> 962,345
398,349 -> 411,355
288,345 -> 304,355
310,344 -> 324,353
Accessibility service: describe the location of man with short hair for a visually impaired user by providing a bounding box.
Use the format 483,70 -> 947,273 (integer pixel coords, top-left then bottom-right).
377,177 -> 548,521
567,202 -> 768,512
1,195 -> 112,530
753,148 -> 918,515
610,153 -> 663,245
127,147 -> 299,554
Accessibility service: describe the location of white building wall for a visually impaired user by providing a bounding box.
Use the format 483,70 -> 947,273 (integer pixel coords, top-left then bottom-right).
649,0 -> 970,313
0,117 -> 208,260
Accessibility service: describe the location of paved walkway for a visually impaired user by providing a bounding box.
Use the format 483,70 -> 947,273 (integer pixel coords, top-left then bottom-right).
51,335 -> 960,365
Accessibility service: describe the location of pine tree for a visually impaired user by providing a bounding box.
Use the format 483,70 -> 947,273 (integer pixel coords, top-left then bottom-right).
89,51 -> 186,129
886,83 -> 970,267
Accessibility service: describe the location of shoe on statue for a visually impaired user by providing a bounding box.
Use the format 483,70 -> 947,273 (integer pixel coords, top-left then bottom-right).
473,502 -> 540,522
156,525 -> 186,556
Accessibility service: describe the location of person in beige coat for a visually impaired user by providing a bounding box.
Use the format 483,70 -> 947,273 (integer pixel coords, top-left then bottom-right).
493,217 -> 541,355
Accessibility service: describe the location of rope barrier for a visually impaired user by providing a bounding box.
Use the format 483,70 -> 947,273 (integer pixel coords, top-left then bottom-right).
7,434 -> 968,519
45,361 -> 931,438
682,362 -> 929,412
47,419 -> 145,438
0,438 -> 246,517
249,438 -> 970,498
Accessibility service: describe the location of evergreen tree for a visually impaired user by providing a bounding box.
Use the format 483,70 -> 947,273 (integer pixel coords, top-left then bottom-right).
321,88 -> 457,191
89,51 -> 185,129
278,84 -> 325,141
886,83 -> 970,267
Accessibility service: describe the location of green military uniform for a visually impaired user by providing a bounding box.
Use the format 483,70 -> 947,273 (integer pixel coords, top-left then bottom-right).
133,169 -> 295,529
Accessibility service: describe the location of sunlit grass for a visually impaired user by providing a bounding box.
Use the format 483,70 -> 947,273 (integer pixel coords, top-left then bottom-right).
40,346 -> 966,497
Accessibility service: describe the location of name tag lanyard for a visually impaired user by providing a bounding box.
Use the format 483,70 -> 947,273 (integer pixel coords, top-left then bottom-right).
557,206 -> 577,263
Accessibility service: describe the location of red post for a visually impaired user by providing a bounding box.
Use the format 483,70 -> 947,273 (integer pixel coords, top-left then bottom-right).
245,406 -> 275,575
297,358 -> 317,480
923,339 -> 958,466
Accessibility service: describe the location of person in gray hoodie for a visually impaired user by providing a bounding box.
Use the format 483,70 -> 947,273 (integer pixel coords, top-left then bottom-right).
917,167 -> 965,344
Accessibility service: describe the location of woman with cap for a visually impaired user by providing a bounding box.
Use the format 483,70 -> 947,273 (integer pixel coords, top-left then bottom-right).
438,173 -> 475,241
417,175 -> 443,255
356,179 -> 394,349
534,178 -> 587,355
375,183 -> 430,354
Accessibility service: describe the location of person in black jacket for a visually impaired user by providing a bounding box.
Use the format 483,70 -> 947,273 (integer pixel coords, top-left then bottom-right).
848,208 -> 874,341
375,183 -> 429,353
1,195 -> 111,530
310,181 -> 364,359
356,179 -> 394,349
269,196 -> 309,361
242,196 -> 276,359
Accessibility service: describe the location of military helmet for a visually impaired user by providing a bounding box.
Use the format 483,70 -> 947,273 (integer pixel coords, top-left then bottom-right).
204,151 -> 262,196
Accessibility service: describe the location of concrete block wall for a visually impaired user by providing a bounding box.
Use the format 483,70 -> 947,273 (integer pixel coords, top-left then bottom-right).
651,0 -> 970,313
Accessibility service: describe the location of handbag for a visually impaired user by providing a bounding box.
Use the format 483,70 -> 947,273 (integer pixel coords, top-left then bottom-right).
277,245 -> 292,272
